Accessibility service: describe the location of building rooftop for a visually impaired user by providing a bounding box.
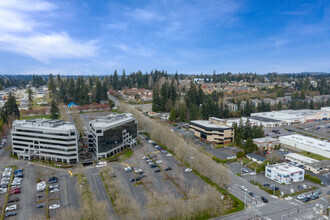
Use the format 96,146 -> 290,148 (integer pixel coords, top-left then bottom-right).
267,162 -> 304,174
285,153 -> 319,164
253,137 -> 279,143
246,153 -> 266,162
247,116 -> 282,123
279,134 -> 330,152
209,117 -> 226,122
190,120 -> 231,129
90,113 -> 135,129
13,119 -> 76,131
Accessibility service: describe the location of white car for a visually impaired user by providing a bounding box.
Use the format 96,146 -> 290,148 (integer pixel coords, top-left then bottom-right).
124,167 -> 132,172
184,168 -> 192,173
250,172 -> 256,176
156,160 -> 162,164
96,162 -> 107,168
297,194 -> 306,200
0,188 -> 7,194
5,205 -> 17,211
49,204 -> 60,210
241,186 -> 248,191
50,188 -> 59,193
166,153 -> 172,157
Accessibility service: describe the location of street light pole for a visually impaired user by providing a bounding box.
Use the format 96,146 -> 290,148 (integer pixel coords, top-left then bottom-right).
244,190 -> 247,209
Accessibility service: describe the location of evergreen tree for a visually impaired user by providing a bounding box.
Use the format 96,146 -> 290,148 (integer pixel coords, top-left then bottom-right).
27,88 -> 33,103
309,100 -> 314,109
48,74 -> 56,98
50,100 -> 59,119
244,137 -> 257,153
277,100 -> 282,110
94,80 -> 102,103
113,70 -> 119,90
169,108 -> 176,122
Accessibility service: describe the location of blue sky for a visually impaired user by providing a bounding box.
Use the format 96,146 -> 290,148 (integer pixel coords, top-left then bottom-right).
0,0 -> 329,75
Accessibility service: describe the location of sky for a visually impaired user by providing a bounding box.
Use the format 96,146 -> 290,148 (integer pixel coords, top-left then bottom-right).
0,0 -> 329,75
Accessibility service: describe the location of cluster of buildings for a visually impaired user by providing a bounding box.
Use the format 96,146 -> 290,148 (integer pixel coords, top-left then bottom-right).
189,117 -> 234,145
11,113 -> 138,164
120,88 -> 153,102
226,108 -> 330,128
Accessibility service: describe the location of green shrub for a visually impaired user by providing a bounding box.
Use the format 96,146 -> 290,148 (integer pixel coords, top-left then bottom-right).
305,173 -> 322,185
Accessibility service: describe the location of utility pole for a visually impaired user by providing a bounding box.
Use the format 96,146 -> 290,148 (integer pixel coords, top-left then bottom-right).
244,189 -> 247,209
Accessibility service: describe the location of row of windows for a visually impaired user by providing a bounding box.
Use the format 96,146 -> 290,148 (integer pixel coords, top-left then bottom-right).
16,129 -> 75,136
12,134 -> 76,142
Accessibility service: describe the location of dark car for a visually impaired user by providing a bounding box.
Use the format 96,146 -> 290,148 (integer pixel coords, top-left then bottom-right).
135,177 -> 141,181
270,185 -> 279,191
314,190 -> 322,195
249,192 -> 256,197
14,169 -> 23,174
139,174 -> 147,178
165,167 -> 172,171
8,198 -> 19,203
48,177 -> 58,184
303,197 -> 311,203
263,183 -> 270,187
129,178 -> 135,182
150,164 -> 158,168
5,212 -> 17,217
298,185 -> 302,191
37,203 -> 45,208
311,195 -> 319,200
261,197 -> 268,203
155,169 -> 161,173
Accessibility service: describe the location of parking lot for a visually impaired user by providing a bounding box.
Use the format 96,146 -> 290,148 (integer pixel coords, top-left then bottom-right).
0,162 -> 81,220
109,135 -> 208,209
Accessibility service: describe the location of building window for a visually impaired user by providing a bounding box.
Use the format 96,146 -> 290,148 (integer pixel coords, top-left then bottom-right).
267,169 -> 272,173
96,130 -> 102,133
299,172 -> 303,175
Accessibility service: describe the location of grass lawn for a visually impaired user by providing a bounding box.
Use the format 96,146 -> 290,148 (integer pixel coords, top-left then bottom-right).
300,151 -> 330,161
20,115 -> 52,120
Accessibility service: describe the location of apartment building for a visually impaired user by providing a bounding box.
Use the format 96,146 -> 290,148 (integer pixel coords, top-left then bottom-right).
12,119 -> 78,163
189,117 -> 234,145
88,113 -> 137,159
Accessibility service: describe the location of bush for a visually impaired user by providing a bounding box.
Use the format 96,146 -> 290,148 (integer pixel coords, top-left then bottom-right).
305,173 -> 322,185
236,151 -> 245,158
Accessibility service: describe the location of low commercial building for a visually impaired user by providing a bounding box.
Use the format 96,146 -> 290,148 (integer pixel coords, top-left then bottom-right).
246,153 -> 266,164
189,117 -> 234,145
279,134 -> 330,158
285,153 -> 330,174
12,119 -> 78,163
265,162 -> 305,184
88,113 -> 137,159
253,137 -> 280,151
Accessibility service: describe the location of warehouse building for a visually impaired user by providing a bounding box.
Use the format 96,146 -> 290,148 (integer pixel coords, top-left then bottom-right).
189,117 -> 234,145
284,152 -> 330,174
279,134 -> 330,158
12,119 -> 78,163
88,113 -> 137,159
265,162 -> 304,184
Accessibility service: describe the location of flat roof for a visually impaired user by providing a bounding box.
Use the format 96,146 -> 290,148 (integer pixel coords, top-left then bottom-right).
253,137 -> 279,143
267,162 -> 304,173
13,119 -> 76,131
279,134 -> 330,152
247,116 -> 282,123
209,117 -> 226,122
285,153 -> 319,164
190,120 -> 231,129
90,113 -> 135,129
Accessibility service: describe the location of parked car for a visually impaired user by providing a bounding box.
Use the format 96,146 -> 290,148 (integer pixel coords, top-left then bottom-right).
303,197 -> 311,203
5,205 -> 17,211
297,194 -> 305,200
124,167 -> 132,172
298,185 -> 302,191
314,190 -> 322,195
242,168 -> 248,173
135,176 -> 141,181
249,192 -> 256,197
8,198 -> 19,203
311,195 -> 319,200
155,169 -> 161,173
50,188 -> 59,193
5,212 -> 17,217
129,178 -> 135,182
49,204 -> 60,210
165,167 -> 172,171
37,203 -> 45,208
150,164 -> 158,168
263,183 -> 270,187
261,196 -> 268,203
49,184 -> 59,190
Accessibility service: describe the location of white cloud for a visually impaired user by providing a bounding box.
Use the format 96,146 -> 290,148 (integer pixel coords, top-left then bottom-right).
0,0 -> 97,62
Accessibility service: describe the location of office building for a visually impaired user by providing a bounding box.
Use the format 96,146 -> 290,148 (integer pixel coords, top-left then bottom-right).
88,113 -> 137,159
12,119 -> 78,163
189,117 -> 234,145
285,153 -> 330,174
265,162 -> 304,184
